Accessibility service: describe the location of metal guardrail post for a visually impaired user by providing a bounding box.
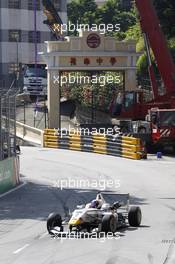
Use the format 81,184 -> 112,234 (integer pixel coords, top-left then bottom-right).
23,100 -> 26,137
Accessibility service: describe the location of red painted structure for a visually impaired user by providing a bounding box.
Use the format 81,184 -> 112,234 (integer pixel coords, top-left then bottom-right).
120,0 -> 175,120
118,0 -> 175,147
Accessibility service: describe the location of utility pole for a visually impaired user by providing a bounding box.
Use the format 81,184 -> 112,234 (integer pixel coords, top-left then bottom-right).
33,0 -> 37,74
33,0 -> 39,126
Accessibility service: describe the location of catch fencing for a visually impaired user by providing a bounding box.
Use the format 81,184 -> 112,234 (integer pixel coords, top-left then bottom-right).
0,84 -> 20,194
0,86 -> 18,161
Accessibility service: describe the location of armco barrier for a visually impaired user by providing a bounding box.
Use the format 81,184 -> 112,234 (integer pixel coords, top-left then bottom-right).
43,129 -> 146,160
2,116 -> 43,145
0,157 -> 20,194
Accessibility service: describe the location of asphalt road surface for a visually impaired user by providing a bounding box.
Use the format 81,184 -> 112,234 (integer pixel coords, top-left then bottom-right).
0,147 -> 175,264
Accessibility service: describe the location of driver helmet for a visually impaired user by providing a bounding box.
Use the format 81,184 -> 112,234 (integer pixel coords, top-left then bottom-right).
90,199 -> 99,208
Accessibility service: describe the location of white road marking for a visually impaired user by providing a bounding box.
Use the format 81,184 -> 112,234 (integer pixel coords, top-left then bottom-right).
0,182 -> 26,199
13,244 -> 30,254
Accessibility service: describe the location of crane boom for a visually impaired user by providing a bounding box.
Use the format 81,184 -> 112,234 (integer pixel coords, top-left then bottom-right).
135,0 -> 175,98
42,0 -> 64,40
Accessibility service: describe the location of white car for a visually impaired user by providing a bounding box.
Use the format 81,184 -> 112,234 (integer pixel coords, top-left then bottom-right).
47,192 -> 142,235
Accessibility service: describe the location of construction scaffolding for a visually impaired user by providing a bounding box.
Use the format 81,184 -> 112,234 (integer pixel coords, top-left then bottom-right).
0,83 -> 18,161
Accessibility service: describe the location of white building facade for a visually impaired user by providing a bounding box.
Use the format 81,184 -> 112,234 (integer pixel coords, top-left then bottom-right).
0,0 -> 67,89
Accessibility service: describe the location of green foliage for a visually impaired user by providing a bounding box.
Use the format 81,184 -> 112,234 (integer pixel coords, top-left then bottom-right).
125,22 -> 141,41
168,38 -> 175,60
136,53 -> 148,77
67,0 -> 98,31
61,71 -> 123,111
96,0 -> 135,33
67,0 -> 136,38
125,21 -> 144,52
125,1 -> 175,81
153,0 -> 175,39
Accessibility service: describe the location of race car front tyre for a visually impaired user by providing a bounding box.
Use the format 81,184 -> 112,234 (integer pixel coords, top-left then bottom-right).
128,206 -> 142,227
47,212 -> 63,234
101,215 -> 117,233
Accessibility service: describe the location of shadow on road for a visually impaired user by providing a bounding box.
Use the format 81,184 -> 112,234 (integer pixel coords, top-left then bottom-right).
0,181 -> 148,222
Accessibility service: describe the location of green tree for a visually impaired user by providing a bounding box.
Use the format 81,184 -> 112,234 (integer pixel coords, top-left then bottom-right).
153,0 -> 175,39
126,1 -> 175,82
68,0 -> 136,39
67,0 -> 98,34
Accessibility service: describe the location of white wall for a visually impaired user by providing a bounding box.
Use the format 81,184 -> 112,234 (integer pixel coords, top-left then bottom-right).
1,42 -> 47,64
0,7 -> 67,64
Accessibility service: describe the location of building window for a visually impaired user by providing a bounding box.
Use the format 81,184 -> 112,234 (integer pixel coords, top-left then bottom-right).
9,63 -> 19,74
28,31 -> 41,43
9,30 -> 21,42
52,0 -> 61,11
28,0 -> 40,10
8,0 -> 21,9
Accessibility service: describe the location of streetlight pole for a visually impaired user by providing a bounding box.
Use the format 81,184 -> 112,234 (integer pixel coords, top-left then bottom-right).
33,0 -> 39,127
33,0 -> 37,74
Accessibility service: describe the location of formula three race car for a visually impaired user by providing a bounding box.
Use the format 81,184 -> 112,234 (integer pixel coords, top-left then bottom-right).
47,192 -> 142,236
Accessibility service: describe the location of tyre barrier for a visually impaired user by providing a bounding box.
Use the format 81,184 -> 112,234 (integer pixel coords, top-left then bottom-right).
43,129 -> 147,160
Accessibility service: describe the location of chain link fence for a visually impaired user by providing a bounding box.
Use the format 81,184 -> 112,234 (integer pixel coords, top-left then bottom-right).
0,82 -> 18,161
16,97 -> 48,130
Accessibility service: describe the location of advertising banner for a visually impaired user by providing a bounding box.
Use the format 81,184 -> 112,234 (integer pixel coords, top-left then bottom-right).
0,157 -> 20,194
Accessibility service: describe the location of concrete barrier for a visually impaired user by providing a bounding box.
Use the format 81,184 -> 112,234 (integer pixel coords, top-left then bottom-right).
2,116 -> 43,145
15,121 -> 43,145
0,157 -> 20,194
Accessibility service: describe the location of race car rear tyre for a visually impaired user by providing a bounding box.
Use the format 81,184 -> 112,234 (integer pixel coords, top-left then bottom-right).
128,206 -> 142,227
47,213 -> 63,234
101,215 -> 117,233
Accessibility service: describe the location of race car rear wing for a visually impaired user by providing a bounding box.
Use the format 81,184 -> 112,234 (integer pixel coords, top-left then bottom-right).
98,192 -> 130,211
